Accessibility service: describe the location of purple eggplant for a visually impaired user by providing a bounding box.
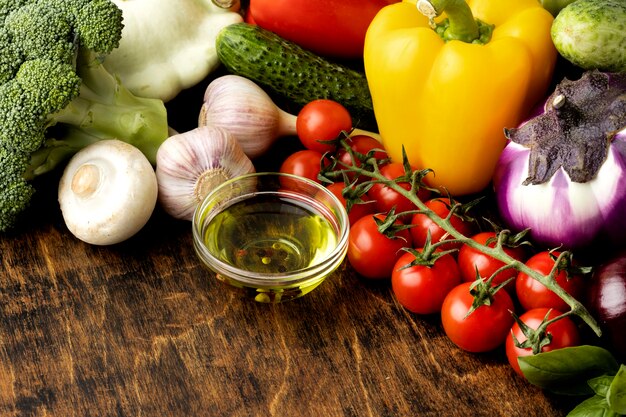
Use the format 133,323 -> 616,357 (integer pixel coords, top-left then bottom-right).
492,70 -> 626,253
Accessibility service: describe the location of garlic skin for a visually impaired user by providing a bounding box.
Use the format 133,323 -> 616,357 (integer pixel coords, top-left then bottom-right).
156,126 -> 255,221
199,75 -> 297,158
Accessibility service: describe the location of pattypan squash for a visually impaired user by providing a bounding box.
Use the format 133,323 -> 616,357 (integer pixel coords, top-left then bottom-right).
104,0 -> 243,102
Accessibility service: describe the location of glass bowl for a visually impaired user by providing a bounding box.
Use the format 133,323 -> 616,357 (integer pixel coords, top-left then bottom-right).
192,172 -> 350,303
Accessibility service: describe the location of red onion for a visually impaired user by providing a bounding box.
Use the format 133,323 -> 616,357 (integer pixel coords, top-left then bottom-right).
587,251 -> 626,361
492,70 -> 626,253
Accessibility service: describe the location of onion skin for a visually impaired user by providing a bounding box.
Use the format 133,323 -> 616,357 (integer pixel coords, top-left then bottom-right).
587,251 -> 626,361
493,130 -> 626,252
492,71 -> 626,253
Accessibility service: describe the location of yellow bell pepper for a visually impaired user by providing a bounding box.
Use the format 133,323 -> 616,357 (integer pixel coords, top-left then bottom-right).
364,0 -> 556,195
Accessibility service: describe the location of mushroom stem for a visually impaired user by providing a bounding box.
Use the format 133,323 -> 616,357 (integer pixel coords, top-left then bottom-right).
71,164 -> 101,198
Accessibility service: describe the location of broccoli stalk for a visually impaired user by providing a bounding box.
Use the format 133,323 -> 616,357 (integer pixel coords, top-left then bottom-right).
26,50 -> 168,179
0,0 -> 170,231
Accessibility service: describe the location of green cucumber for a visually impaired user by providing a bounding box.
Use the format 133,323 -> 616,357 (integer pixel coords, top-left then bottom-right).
551,0 -> 626,72
216,23 -> 377,130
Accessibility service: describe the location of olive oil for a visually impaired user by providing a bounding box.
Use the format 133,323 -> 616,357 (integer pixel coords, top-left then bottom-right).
203,194 -> 339,274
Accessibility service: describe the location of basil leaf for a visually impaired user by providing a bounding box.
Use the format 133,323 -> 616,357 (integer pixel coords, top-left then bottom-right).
607,364 -> 626,414
519,345 -> 620,395
588,375 -> 615,397
566,395 -> 613,417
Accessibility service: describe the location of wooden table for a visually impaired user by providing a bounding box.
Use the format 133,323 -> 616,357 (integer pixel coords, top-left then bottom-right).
0,84 -> 578,417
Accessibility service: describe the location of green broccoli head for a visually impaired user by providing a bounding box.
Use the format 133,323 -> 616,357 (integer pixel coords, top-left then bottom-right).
0,0 -> 29,22
0,145 -> 35,232
38,0 -> 124,55
73,0 -> 124,54
0,59 -> 81,153
0,0 -> 168,232
0,28 -> 22,84
4,3 -> 77,64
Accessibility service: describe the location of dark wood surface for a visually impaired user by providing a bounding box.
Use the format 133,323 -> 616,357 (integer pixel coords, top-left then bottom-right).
0,80 -> 579,417
0,202 -> 578,417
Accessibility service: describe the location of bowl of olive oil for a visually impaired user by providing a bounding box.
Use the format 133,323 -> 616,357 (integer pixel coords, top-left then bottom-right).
192,172 -> 350,303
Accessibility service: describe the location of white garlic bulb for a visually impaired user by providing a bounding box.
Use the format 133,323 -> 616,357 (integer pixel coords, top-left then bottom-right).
155,126 -> 255,221
199,75 -> 297,158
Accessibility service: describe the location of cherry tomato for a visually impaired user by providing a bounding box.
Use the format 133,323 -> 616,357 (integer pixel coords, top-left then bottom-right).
391,250 -> 460,315
279,150 -> 328,184
516,251 -> 585,312
441,281 -> 515,352
335,134 -> 387,182
296,99 -> 352,153
367,162 -> 430,219
457,232 -> 527,293
505,308 -> 581,377
348,213 -> 412,280
410,197 -> 475,251
326,182 -> 376,226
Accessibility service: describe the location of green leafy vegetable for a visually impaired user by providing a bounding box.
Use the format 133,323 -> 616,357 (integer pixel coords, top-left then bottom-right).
519,345 -> 619,395
607,365 -> 626,414
519,345 -> 626,416
567,395 -> 615,417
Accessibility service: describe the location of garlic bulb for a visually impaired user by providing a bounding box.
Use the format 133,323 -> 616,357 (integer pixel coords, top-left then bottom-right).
155,126 -> 255,221
199,75 -> 297,158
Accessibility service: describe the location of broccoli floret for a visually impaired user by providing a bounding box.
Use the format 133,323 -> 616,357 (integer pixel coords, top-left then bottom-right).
0,28 -> 23,84
5,3 -> 76,63
0,59 -> 81,153
0,146 -> 34,232
0,0 -> 169,232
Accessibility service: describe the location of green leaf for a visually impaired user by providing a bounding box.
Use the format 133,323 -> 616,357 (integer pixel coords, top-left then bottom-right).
607,365 -> 626,414
566,395 -> 613,417
519,345 -> 620,395
589,375 -> 616,397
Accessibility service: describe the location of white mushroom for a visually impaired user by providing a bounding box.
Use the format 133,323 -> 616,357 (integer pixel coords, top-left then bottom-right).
58,139 -> 158,245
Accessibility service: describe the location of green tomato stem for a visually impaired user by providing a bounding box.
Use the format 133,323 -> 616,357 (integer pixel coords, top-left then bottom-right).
333,159 -> 602,337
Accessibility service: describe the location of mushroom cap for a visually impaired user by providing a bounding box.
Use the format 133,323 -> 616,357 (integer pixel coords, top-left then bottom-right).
58,139 -> 158,245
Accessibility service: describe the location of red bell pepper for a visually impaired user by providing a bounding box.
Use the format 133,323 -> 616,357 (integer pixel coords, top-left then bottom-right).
248,0 -> 399,59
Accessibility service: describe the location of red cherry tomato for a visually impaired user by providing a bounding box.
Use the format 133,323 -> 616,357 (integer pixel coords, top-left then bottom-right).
335,134 -> 387,182
279,150 -> 328,184
441,281 -> 515,352
367,162 -> 430,219
505,308 -> 581,377
326,182 -> 376,226
348,213 -> 412,280
391,250 -> 460,315
410,197 -> 475,251
296,99 -> 352,153
457,232 -> 527,293
516,251 -> 585,312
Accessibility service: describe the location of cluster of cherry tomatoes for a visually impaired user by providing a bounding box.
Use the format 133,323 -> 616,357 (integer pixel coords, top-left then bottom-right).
278,99 -> 588,377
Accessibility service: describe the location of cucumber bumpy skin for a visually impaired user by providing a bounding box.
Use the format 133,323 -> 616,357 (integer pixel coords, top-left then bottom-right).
551,0 -> 626,72
216,23 -> 377,131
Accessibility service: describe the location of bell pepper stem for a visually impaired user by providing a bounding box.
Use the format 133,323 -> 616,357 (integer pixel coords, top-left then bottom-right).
417,0 -> 480,43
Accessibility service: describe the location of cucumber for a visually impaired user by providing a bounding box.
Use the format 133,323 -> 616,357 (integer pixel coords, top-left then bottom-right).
538,0 -> 577,16
216,23 -> 377,130
551,0 -> 626,72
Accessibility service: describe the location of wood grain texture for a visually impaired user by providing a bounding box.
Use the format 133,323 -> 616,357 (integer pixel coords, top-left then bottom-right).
0,200 -> 577,417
